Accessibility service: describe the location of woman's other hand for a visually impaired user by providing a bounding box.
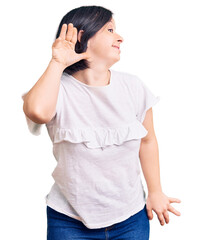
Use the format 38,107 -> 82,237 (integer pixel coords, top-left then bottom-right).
146,191 -> 181,226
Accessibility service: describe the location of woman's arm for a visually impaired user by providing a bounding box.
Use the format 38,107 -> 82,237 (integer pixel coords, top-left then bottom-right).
139,108 -> 162,192
23,59 -> 65,124
139,108 -> 181,226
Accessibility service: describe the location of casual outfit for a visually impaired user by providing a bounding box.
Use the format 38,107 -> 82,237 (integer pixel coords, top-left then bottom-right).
22,69 -> 160,238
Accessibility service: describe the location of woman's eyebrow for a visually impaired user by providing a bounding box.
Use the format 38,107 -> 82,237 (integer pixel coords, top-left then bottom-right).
108,22 -> 116,30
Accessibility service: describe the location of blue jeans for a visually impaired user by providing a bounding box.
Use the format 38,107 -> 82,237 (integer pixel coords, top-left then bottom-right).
46,204 -> 150,240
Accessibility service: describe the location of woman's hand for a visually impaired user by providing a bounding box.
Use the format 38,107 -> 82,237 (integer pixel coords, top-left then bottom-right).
146,191 -> 181,226
51,23 -> 92,69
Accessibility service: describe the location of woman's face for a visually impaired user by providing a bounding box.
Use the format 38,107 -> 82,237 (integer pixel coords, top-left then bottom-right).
86,18 -> 124,67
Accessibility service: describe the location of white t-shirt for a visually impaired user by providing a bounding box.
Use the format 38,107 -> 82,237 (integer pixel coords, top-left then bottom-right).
21,69 -> 160,229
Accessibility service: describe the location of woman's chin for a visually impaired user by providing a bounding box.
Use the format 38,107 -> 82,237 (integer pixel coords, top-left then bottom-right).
113,55 -> 121,63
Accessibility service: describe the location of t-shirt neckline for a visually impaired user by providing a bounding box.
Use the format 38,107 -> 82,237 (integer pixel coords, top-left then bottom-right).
65,69 -> 113,88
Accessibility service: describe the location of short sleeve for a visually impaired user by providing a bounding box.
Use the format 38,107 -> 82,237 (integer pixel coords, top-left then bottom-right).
21,91 -> 43,136
136,76 -> 160,123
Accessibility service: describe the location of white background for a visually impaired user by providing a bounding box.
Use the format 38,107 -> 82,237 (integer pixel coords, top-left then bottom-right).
0,0 -> 201,239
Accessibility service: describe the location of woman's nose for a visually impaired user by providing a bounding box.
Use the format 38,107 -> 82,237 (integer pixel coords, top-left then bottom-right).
117,34 -> 124,43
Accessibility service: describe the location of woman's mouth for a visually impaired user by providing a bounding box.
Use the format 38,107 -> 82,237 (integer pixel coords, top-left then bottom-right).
112,45 -> 120,49
112,45 -> 121,53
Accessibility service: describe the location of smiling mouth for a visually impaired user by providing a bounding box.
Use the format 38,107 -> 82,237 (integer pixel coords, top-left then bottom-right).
112,45 -> 120,49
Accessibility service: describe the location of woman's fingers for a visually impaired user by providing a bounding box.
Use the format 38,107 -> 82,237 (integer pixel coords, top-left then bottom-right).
169,197 -> 181,203
66,23 -> 74,42
168,204 -> 181,216
168,197 -> 181,216
146,206 -> 153,220
157,212 -> 165,226
163,210 -> 169,224
71,27 -> 78,46
59,24 -> 67,40
157,210 -> 169,226
59,23 -> 78,47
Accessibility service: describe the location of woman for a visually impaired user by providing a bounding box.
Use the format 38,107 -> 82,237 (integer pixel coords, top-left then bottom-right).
22,5 -> 181,240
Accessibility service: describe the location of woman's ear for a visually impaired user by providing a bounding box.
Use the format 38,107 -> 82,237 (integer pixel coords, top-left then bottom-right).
77,30 -> 84,43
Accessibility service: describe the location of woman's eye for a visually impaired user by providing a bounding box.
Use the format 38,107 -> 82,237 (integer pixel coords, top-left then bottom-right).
108,29 -> 113,33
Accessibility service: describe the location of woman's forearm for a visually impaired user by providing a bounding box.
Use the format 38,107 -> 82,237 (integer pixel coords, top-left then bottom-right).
139,137 -> 162,193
